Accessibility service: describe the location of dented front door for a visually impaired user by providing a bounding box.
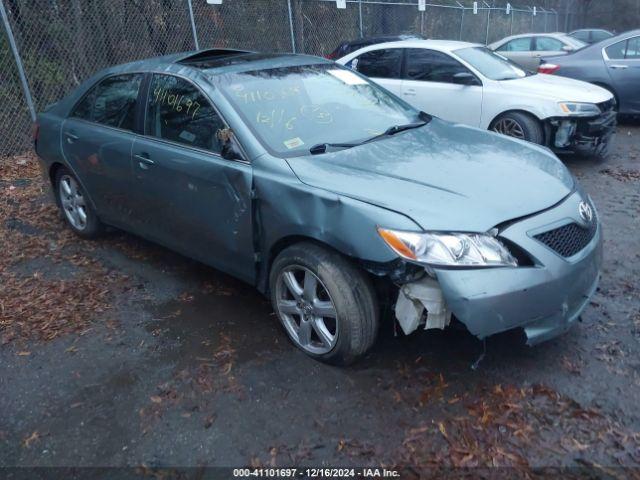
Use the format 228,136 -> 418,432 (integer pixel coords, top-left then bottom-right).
130,137 -> 255,283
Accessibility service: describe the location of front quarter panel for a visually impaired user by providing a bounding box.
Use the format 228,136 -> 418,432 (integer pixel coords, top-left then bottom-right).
252,154 -> 420,292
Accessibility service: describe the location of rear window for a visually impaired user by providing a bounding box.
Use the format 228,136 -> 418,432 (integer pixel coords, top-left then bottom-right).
499,37 -> 531,52
534,37 -> 564,51
592,30 -> 613,42
571,31 -> 590,42
351,48 -> 403,79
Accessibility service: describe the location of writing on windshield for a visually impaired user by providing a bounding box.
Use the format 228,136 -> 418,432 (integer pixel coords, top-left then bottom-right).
216,64 -> 418,156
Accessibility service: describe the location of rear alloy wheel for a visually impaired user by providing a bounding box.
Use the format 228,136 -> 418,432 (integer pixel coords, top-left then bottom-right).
492,112 -> 544,145
55,167 -> 102,238
270,242 -> 379,365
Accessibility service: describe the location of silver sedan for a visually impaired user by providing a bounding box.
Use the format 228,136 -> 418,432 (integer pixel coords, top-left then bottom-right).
488,33 -> 587,70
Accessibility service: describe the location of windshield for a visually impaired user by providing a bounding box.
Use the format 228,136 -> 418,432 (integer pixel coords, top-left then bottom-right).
215,64 -> 419,157
454,46 -> 529,80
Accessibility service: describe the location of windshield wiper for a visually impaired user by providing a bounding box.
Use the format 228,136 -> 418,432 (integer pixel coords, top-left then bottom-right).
309,111 -> 431,155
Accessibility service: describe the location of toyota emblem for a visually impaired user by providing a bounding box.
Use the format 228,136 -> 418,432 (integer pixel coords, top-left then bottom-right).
578,201 -> 593,223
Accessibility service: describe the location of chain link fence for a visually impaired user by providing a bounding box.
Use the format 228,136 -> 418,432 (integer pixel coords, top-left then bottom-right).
1,0 -> 562,157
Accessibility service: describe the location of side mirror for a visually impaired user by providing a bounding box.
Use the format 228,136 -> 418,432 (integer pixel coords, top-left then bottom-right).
453,72 -> 479,86
562,45 -> 574,52
217,128 -> 244,161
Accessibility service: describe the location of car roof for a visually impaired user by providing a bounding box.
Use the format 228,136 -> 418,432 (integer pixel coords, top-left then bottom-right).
113,49 -> 330,76
497,32 -> 569,41
351,39 -> 480,53
570,28 -> 611,33
587,28 -> 640,48
342,34 -> 423,46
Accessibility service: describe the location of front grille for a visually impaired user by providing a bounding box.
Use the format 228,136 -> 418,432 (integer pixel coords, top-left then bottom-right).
534,221 -> 597,258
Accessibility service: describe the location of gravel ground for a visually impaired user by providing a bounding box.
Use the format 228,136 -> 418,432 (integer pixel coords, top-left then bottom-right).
1,122 -> 639,475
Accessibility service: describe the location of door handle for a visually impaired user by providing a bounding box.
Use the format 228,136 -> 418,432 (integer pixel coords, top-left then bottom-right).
610,64 -> 628,69
64,131 -> 79,143
404,89 -> 417,96
134,153 -> 155,169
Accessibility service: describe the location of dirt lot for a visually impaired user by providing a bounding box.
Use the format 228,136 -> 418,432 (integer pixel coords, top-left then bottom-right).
1,122 -> 639,475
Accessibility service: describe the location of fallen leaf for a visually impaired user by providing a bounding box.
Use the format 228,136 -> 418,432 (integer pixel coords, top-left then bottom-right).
22,431 -> 39,448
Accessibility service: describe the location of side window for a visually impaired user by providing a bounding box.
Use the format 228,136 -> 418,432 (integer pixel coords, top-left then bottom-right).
71,91 -> 95,120
353,49 -> 403,79
625,37 -> 640,59
405,48 -> 472,84
605,40 -> 627,60
499,38 -> 532,52
71,74 -> 143,131
534,37 -> 564,51
592,31 -> 611,42
146,74 -> 225,153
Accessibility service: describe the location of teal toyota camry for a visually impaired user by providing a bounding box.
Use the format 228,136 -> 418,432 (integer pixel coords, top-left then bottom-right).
34,49 -> 602,365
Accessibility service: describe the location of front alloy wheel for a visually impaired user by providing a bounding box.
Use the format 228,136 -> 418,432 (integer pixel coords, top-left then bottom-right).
491,112 -> 544,145
269,242 -> 379,365
275,266 -> 338,355
492,118 -> 525,139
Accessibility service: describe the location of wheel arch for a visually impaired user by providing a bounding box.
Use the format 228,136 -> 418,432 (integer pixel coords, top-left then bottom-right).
488,109 -> 547,145
49,162 -> 65,189
488,109 -> 544,130
591,81 -> 619,108
48,161 -> 100,213
258,234 -> 355,295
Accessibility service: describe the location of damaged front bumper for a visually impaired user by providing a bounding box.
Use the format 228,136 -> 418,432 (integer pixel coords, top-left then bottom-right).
395,191 -> 603,345
549,108 -> 617,156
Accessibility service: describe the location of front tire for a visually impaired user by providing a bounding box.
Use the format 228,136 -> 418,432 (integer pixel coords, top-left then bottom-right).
269,242 -> 379,365
54,167 -> 102,238
491,112 -> 544,145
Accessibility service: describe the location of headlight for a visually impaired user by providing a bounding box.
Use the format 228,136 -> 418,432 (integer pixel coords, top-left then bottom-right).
377,228 -> 517,267
558,102 -> 601,117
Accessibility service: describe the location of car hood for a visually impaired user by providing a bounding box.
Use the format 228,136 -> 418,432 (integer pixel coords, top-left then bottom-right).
499,73 -> 612,103
285,119 -> 574,232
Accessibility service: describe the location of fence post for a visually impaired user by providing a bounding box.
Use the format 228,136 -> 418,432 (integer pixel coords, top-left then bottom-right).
459,7 -> 465,40
510,10 -> 514,34
485,7 -> 491,44
0,0 -> 35,122
187,0 -> 200,50
530,7 -> 534,31
287,0 -> 296,53
359,0 -> 363,38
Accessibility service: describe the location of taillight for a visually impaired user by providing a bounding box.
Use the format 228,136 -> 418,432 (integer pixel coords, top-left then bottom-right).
538,63 -> 560,74
325,52 -> 337,60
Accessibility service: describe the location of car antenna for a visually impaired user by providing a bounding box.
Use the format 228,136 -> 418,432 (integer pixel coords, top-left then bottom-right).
471,339 -> 487,371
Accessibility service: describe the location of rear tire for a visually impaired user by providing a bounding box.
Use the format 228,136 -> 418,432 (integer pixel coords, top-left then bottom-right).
54,166 -> 103,238
269,242 -> 379,365
491,112 -> 544,145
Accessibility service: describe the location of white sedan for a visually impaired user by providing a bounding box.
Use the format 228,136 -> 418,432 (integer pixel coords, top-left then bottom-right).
336,39 -> 617,155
